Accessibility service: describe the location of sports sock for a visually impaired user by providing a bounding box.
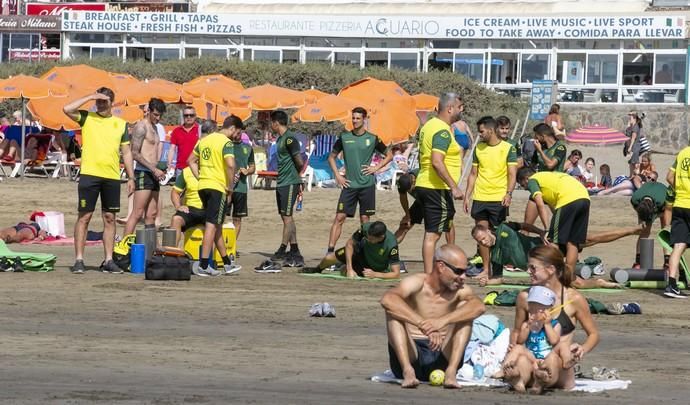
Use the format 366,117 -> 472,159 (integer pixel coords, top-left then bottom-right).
222,255 -> 232,265
200,258 -> 209,269
278,243 -> 287,252
635,253 -> 641,264
290,243 -> 300,254
664,254 -> 670,265
327,247 -> 335,253
669,277 -> 678,288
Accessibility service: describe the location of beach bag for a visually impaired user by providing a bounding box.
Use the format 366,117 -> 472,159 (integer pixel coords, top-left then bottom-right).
639,136 -> 651,154
145,254 -> 191,281
34,211 -> 65,237
113,234 -> 135,271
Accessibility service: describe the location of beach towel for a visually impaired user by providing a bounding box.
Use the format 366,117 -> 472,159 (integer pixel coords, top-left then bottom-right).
502,270 -> 529,278
370,370 -> 631,392
20,237 -> 101,247
0,240 -> 56,272
300,273 -> 398,282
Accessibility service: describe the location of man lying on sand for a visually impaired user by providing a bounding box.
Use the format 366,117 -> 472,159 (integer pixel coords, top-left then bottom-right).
380,244 -> 485,388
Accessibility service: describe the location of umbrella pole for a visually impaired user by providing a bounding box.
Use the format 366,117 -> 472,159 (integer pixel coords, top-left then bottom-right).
457,133 -> 481,189
20,98 -> 26,180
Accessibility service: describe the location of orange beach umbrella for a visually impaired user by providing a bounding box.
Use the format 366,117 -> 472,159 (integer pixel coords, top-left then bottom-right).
412,93 -> 439,112
292,95 -> 362,123
228,84 -> 307,110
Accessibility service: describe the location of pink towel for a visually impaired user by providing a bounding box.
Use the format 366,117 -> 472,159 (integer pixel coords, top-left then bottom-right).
21,237 -> 101,246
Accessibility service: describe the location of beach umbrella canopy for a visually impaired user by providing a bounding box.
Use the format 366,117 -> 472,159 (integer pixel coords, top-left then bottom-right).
183,74 -> 244,96
228,84 -> 307,110
292,94 -> 362,123
42,65 -> 127,103
0,75 -> 69,177
566,125 -> 629,145
191,98 -> 252,123
412,93 -> 439,112
120,78 -> 192,106
302,88 -> 331,103
338,77 -> 416,110
344,99 -> 419,144
28,85 -> 143,131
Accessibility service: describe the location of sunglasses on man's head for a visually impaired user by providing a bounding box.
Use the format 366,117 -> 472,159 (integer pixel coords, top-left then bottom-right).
439,260 -> 466,276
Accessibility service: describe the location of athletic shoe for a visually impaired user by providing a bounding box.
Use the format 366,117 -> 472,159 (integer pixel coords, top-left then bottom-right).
289,253 -> 305,268
322,302 -> 336,317
12,257 -> 24,273
469,254 -> 483,265
254,260 -> 282,273
0,257 -> 13,272
591,263 -> 605,276
399,261 -> 407,274
71,260 -> 86,274
101,260 -> 124,274
271,248 -> 287,261
663,285 -> 687,299
223,263 -> 241,276
192,262 -> 221,277
605,302 -> 625,315
309,303 -> 323,317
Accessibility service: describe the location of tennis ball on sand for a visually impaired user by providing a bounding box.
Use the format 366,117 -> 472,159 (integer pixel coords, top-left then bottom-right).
429,369 -> 445,386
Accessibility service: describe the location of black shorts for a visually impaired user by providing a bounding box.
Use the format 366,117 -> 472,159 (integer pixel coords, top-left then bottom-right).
337,186 -> 376,217
174,207 -> 206,230
389,339 -> 452,382
549,198 -> 590,249
471,201 -> 507,228
335,246 -> 367,276
198,189 -> 227,225
228,192 -> 248,218
78,174 -> 121,213
134,170 -> 160,192
415,187 -> 455,233
670,207 -> 690,245
409,200 -> 424,224
276,184 -> 300,217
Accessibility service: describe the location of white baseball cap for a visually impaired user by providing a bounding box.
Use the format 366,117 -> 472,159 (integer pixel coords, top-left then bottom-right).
527,286 -> 556,306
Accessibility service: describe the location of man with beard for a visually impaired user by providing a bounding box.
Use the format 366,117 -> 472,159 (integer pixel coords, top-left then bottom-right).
464,116 -> 518,285
415,93 -> 465,275
381,244 -> 485,388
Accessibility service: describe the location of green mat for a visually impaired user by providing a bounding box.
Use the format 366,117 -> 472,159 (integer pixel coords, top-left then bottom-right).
300,273 -> 398,282
503,270 -> 529,278
490,283 -> 623,294
0,240 -> 56,272
657,229 -> 690,284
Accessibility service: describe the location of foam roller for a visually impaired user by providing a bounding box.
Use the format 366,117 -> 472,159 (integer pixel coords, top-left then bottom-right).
626,268 -> 667,281
640,238 -> 654,270
628,281 -> 686,289
575,263 -> 592,280
610,267 -> 629,284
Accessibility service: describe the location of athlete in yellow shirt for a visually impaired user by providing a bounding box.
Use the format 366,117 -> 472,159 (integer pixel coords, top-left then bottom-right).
188,115 -> 241,277
464,116 -> 517,285
664,146 -> 690,298
518,167 -> 590,287
170,167 -> 205,245
63,87 -> 135,275
415,93 -> 464,275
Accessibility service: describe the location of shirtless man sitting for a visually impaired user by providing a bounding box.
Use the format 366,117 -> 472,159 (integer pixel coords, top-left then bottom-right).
380,244 -> 485,388
123,98 -> 167,237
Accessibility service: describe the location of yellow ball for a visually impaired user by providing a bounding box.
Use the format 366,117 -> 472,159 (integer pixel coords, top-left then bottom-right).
429,369 -> 445,386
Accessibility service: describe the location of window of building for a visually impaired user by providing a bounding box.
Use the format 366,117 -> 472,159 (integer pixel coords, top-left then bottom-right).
556,53 -> 586,85
520,53 -> 549,83
622,53 -> 653,85
283,50 -> 299,63
253,49 -> 281,62
305,51 -> 333,64
364,51 -> 387,67
366,39 -> 422,48
304,37 -> 361,47
490,53 -> 518,84
654,54 -> 685,84
558,39 -> 620,50
427,52 -> 452,71
126,47 -> 152,62
493,39 -> 553,49
390,52 -> 419,71
586,54 -> 618,84
335,52 -> 360,66
624,39 -> 687,50
454,53 -> 485,82
153,48 -> 180,62
200,49 -> 228,59
186,35 -> 239,46
92,47 -> 119,58
244,37 -> 299,46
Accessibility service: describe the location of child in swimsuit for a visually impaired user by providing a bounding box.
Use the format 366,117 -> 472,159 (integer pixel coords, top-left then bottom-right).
0,222 -> 45,243
504,286 -> 562,393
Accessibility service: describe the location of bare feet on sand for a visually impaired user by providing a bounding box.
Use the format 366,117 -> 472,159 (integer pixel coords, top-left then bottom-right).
401,367 -> 420,389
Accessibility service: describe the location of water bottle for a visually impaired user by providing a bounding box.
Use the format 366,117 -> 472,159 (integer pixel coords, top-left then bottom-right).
472,363 -> 485,380
296,194 -> 303,211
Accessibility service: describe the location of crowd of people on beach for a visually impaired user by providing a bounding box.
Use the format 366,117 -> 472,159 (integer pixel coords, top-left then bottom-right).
3,87 -> 689,393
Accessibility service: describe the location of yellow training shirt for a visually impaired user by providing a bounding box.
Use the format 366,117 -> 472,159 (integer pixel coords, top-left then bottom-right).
416,117 -> 462,190
472,140 -> 517,201
172,167 -> 203,209
193,132 -> 235,193
78,111 -> 129,180
670,146 -> 690,209
527,172 -> 589,209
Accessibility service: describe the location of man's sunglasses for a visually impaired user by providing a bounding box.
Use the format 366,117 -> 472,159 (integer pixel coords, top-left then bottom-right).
183,113 -> 196,118
439,260 -> 466,276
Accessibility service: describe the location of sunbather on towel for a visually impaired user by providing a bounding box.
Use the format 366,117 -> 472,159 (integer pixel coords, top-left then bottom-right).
309,221 -> 401,279
0,222 -> 46,243
471,221 -> 642,289
380,244 -> 485,388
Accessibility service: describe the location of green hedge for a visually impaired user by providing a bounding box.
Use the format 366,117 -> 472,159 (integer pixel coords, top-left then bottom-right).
0,57 -> 528,136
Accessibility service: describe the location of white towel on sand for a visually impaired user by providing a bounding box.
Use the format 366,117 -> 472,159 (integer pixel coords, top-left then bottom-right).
370,370 -> 631,392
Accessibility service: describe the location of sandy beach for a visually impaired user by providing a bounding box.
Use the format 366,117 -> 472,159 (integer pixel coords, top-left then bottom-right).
0,145 -> 688,404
